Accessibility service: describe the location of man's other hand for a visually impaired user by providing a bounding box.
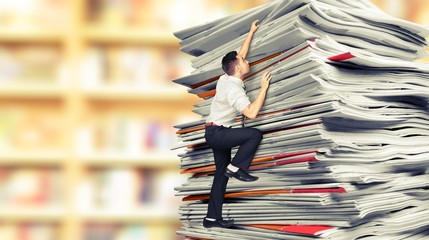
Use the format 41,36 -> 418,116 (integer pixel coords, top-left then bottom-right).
261,71 -> 271,91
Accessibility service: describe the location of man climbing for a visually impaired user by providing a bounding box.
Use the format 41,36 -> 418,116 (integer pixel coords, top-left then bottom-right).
203,20 -> 272,228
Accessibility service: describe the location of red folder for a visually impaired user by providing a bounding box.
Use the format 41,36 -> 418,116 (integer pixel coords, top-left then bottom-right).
328,52 -> 355,61
248,224 -> 333,235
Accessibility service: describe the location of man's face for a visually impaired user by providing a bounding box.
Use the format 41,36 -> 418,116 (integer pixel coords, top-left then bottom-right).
236,55 -> 250,74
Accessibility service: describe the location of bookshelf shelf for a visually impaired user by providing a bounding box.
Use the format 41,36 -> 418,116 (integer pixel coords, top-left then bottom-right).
0,28 -> 64,43
0,207 -> 64,221
80,153 -> 179,168
79,208 -> 178,223
0,85 -> 66,99
0,151 -> 66,165
82,86 -> 190,101
84,27 -> 178,46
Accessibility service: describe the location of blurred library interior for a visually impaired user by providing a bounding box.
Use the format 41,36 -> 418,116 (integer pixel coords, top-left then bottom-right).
0,0 -> 427,240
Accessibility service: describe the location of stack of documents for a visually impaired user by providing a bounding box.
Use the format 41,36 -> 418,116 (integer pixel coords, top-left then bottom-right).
172,0 -> 429,239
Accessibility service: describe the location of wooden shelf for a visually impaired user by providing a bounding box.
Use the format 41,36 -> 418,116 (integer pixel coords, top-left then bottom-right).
0,28 -> 63,43
0,206 -> 64,221
0,206 -> 179,223
0,85 -> 66,99
0,151 -> 66,165
82,86 -> 190,101
0,84 -> 194,101
80,153 -> 179,168
79,208 -> 178,223
84,26 -> 178,46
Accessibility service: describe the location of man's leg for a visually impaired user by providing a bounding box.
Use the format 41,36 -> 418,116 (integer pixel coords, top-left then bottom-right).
229,127 -> 262,169
208,127 -> 262,170
204,125 -> 262,221
206,147 -> 231,220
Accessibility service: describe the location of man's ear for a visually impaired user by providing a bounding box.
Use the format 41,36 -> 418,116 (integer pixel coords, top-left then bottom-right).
235,64 -> 240,74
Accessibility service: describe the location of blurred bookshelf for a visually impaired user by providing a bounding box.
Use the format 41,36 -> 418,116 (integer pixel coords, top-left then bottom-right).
0,0 -> 427,240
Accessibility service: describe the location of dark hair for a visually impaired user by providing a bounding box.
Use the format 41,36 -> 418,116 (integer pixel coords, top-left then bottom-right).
222,51 -> 238,75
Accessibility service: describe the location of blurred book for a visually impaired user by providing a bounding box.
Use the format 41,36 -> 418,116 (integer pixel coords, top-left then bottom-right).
0,109 -> 64,152
80,46 -> 189,89
77,168 -> 181,211
0,0 -> 67,30
76,113 -> 178,157
0,223 -> 58,240
0,167 -> 62,207
0,45 -> 63,86
84,223 -> 153,240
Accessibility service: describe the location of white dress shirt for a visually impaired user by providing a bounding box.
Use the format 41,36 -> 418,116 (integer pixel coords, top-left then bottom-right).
206,74 -> 251,127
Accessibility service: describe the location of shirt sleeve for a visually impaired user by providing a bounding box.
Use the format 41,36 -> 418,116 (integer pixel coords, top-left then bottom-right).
226,84 -> 251,112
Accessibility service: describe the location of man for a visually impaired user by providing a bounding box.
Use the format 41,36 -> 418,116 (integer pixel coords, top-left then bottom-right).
203,20 -> 272,228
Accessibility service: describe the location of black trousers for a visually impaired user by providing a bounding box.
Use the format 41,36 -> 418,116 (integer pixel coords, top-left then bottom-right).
204,125 -> 263,219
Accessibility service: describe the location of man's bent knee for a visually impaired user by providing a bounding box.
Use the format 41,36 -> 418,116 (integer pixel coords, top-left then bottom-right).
251,128 -> 263,141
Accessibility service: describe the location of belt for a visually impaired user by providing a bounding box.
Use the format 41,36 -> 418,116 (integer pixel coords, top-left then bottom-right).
205,122 -> 218,127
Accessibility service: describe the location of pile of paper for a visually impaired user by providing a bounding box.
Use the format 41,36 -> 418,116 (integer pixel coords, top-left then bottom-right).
172,0 -> 429,239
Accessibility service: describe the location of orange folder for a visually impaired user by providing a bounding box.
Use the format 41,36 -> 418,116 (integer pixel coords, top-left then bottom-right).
183,187 -> 346,201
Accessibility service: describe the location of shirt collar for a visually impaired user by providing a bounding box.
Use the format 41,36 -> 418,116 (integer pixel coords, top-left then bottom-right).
225,74 -> 244,88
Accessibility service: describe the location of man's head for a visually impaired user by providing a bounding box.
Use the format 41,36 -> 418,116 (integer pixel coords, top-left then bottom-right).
221,51 -> 250,77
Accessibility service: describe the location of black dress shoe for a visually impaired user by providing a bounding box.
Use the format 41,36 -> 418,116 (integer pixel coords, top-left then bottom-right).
203,218 -> 234,228
225,168 -> 258,182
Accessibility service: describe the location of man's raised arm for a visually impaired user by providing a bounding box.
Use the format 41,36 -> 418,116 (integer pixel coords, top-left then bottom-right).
238,20 -> 259,59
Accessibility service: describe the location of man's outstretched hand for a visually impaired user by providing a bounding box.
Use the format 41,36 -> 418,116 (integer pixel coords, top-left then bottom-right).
250,20 -> 260,33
